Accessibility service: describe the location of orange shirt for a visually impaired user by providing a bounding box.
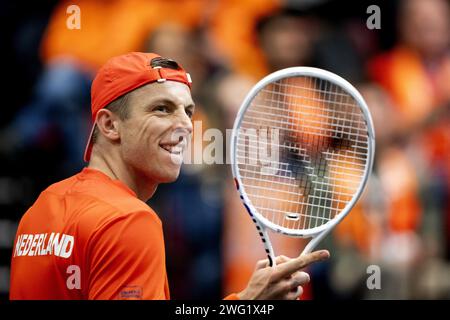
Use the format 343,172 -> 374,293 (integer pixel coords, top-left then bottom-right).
10,167 -> 169,300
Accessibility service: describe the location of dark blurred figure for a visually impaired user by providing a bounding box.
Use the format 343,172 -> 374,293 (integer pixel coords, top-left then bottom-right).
367,0 -> 450,299
256,8 -> 317,73
0,58 -> 93,173
369,0 -> 450,129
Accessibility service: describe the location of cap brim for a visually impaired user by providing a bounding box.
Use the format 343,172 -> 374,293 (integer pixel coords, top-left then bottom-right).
83,124 -> 96,162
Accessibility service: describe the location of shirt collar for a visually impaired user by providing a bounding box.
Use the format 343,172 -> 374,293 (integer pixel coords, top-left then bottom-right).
78,167 -> 138,198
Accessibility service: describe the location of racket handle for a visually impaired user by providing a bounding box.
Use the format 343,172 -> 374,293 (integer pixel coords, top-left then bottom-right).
258,226 -> 276,267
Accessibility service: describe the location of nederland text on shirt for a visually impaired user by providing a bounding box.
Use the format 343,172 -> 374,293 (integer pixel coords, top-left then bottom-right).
13,233 -> 75,258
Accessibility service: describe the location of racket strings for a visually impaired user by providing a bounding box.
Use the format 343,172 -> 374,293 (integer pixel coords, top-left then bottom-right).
236,76 -> 369,231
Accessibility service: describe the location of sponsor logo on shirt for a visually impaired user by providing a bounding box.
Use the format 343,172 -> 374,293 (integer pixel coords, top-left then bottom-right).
13,233 -> 75,258
119,286 -> 143,299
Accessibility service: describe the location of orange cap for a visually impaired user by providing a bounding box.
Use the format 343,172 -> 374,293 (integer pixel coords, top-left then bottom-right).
84,52 -> 192,162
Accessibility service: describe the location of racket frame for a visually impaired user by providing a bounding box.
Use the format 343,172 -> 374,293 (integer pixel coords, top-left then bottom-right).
230,67 -> 375,263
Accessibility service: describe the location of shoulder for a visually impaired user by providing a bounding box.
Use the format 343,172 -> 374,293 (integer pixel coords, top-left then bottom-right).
73,197 -> 162,249
37,173 -> 162,242
89,209 -> 164,253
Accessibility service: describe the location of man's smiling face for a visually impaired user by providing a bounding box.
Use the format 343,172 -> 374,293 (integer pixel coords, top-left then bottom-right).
119,81 -> 194,184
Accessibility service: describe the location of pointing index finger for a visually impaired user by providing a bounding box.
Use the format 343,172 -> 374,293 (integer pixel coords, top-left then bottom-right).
272,250 -> 329,281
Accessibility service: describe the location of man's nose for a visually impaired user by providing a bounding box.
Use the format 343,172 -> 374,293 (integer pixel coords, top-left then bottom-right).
175,109 -> 193,134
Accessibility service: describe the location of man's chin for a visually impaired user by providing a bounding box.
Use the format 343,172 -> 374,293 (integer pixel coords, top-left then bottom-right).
158,169 -> 181,183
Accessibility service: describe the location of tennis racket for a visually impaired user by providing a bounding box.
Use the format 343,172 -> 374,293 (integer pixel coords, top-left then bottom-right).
230,67 -> 375,267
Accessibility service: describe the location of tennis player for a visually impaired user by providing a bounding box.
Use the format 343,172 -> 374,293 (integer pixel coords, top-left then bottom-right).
9,52 -> 329,300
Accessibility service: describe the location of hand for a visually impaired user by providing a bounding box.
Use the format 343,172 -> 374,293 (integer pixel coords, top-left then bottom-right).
237,250 -> 330,300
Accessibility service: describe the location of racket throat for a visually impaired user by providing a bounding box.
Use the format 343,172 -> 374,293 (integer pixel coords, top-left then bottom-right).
301,228 -> 332,255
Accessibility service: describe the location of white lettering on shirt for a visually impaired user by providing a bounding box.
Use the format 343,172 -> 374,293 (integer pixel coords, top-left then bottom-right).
13,233 -> 75,258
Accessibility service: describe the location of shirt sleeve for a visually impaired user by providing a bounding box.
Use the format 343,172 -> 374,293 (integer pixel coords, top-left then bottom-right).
223,293 -> 240,300
87,210 -> 168,300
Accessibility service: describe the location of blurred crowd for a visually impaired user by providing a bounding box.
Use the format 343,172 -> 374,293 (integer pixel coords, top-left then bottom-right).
0,0 -> 449,299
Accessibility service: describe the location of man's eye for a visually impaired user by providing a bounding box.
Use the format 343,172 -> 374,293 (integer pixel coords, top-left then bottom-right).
186,109 -> 194,118
155,105 -> 169,113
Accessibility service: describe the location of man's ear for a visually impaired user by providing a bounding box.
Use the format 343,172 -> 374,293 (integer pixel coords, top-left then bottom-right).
95,109 -> 121,142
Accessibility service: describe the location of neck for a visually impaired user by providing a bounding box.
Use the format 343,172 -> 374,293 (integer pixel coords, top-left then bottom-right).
88,151 -> 158,202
